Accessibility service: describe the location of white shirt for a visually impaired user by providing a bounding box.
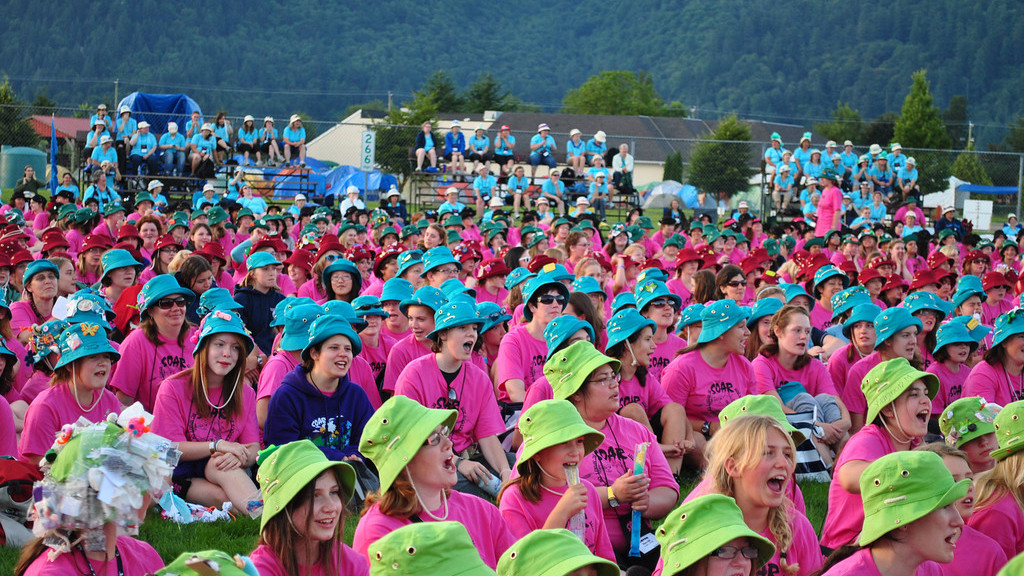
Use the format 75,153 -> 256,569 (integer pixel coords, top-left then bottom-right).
612,153 -> 634,173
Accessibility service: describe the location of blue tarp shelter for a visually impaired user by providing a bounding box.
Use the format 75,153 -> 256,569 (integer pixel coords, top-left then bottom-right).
322,165 -> 398,198
958,184 -> 1019,195
116,92 -> 201,135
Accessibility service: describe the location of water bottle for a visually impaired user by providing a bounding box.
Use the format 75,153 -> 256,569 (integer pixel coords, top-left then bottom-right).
564,464 -> 586,540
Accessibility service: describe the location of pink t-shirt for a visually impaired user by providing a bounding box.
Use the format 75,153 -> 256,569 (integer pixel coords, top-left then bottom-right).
809,304 -> 835,331
21,535 -> 163,576
982,299 -> 1013,327
0,395 -> 17,457
522,375 -> 554,414
841,351 -> 883,416
821,548 -> 942,576
476,287 -> 508,305
381,334 -> 432,393
666,279 -> 693,310
350,355 -> 382,409
9,299 -> 52,335
827,344 -> 866,398
617,372 -> 672,418
66,228 -> 85,257
498,478 -> 615,562
967,492 -> 1024,561
360,334 -> 395,384
685,473 -> 805,516
578,414 -> 679,552
108,327 -> 196,412
964,360 -> 1024,406
250,542 -> 368,576
352,491 -> 515,569
381,325 -> 410,342
19,383 -> 122,462
297,278 -> 327,304
752,354 -> 838,397
393,354 -> 504,453
257,350 -> 300,402
151,371 -> 260,447
927,361 -> 970,415
648,333 -> 686,382
815,185 -> 843,236
820,424 -> 898,549
495,324 -> 549,402
661,350 -> 755,423
941,524 -> 1007,576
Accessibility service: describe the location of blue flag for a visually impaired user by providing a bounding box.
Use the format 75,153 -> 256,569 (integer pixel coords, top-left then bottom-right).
49,116 -> 58,194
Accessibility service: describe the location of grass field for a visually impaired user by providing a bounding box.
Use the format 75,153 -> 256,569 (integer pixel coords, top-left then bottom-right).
0,478 -> 831,571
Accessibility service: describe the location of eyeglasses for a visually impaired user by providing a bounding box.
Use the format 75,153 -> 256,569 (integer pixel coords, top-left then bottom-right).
424,425 -> 451,447
709,546 -> 759,560
726,280 -> 748,288
587,373 -> 620,387
155,297 -> 188,310
537,294 -> 567,305
435,266 -> 459,275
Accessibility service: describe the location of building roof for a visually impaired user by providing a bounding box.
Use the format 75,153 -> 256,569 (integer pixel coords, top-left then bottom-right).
29,115 -> 93,141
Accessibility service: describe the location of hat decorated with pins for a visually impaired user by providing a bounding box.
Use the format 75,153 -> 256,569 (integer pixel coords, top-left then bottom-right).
605,308 -> 656,351
544,341 -> 620,400
193,310 -> 255,355
53,321 -> 121,369
395,249 -> 423,277
656,495 -> 775,575
322,300 -> 368,332
427,301 -> 483,341
676,303 -> 705,333
636,266 -> 669,285
902,291 -> 953,318
64,291 -> 114,330
634,279 -> 682,312
571,275 -> 604,295
359,396 -> 457,493
497,528 -> 618,576
504,266 -> 535,290
933,315 -> 990,355
861,358 -> 939,425
421,247 -> 460,275
137,274 -> 195,316
543,315 -> 595,360
830,285 -> 872,320
990,400 -> 1024,461
992,307 -> 1024,347
697,299 -> 750,344
477,302 -> 511,334
27,319 -> 69,366
196,287 -> 243,319
938,396 -> 1000,449
812,265 -> 849,298
719,395 -> 807,444
367,522 -> 496,576
521,275 -> 570,321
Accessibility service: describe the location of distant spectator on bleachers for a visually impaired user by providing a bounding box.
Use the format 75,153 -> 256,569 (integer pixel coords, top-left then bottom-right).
589,173 -> 609,220
84,119 -> 110,153
238,182 -> 268,217
438,186 -> 466,215
340,185 -> 366,215
804,149 -> 824,179
259,116 -> 285,166
793,132 -> 813,182
159,122 -> 187,177
585,130 -> 606,166
763,132 -> 785,175
869,191 -> 887,222
185,109 -> 204,140
566,128 -> 587,175
472,164 -> 498,215
528,123 -> 557,183
897,157 -> 919,200
493,124 -> 516,175
13,165 -> 45,197
507,165 -> 531,216
54,172 -> 79,202
611,143 -> 634,196
889,143 -> 907,173
414,120 -> 438,172
128,121 -> 160,175
237,115 -> 260,165
89,102 -> 114,134
868,153 -> 894,199
190,123 -> 217,176
444,120 -> 466,175
288,193 -> 307,218
466,124 -> 491,174
853,154 -> 871,187
82,171 -> 119,212
586,155 -> 610,183
772,165 -> 795,211
283,114 -> 307,167
90,135 -> 121,180
114,105 -> 137,174
193,182 -> 220,211
540,169 -> 566,216
213,112 -> 234,163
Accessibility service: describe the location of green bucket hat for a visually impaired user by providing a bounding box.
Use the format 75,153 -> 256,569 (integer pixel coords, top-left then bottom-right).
206,206 -> 229,226
664,234 -> 687,249
194,310 -> 255,356
53,321 -> 121,369
858,451 -> 969,546
359,395 -> 457,493
498,528 -> 618,576
938,396 -> 1000,449
156,550 -> 254,576
719,394 -> 807,445
656,494 -> 775,575
368,521 -> 497,576
861,358 -> 939,425
543,314 -> 595,360
605,308 -> 656,351
544,340 -> 620,400
301,314 -> 362,361
991,400 -> 1024,461
516,399 -> 604,475
697,299 -> 750,344
255,439 -> 356,532
102,203 -> 126,217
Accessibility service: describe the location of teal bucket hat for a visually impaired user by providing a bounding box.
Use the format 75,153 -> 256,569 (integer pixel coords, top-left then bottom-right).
395,249 -> 423,277
697,299 -> 750,344
98,249 -> 142,284
812,265 -> 849,298
137,274 -> 195,316
746,297 -> 784,328
427,301 -> 483,341
195,310 -> 255,355
535,262 -> 574,283
102,203 -> 125,217
196,287 -> 243,319
571,276 -> 604,295
676,303 -> 705,332
440,277 -> 476,300
636,267 -> 669,285
477,302 -> 511,334
543,315 -> 595,359
323,300 -> 368,332
873,307 -> 923,349
281,303 -> 326,350
269,297 -> 308,329
842,303 -> 883,339
27,319 -> 69,365
782,282 -> 815,310
352,295 -> 390,318
504,266 -> 535,290
992,308 -> 1024,347
421,247 -> 460,275
933,315 -> 990,355
246,251 -> 281,270
830,285 -> 872,320
65,290 -> 115,329
399,286 -> 448,316
634,279 -> 682,312
521,275 -> 570,322
302,314 -> 362,361
610,292 -> 637,314
903,291 -> 954,317
53,321 -> 121,369
605,308 -> 656,350
380,277 -> 415,303
952,283 -> 987,309
23,259 -> 59,286
323,258 -> 363,297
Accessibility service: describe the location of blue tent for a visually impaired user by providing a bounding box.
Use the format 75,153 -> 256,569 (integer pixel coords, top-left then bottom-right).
116,92 -> 201,135
322,165 -> 397,197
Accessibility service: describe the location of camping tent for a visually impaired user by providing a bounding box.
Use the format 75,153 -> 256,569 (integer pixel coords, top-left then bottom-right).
642,180 -> 698,209
115,93 -> 201,135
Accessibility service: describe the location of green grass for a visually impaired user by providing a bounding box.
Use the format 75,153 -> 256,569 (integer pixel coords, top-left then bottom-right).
0,478 -> 830,571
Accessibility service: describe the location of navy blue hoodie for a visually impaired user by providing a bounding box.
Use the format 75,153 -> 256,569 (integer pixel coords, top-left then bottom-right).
233,285 -> 285,354
263,365 -> 374,461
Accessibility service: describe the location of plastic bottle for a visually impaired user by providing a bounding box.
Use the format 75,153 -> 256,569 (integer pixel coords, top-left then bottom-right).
564,464 -> 586,540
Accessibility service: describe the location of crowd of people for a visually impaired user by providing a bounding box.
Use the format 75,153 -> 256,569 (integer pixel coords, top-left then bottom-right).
3,130 -> 1024,576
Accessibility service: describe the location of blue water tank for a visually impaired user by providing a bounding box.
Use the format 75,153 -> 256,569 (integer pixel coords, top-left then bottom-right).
0,146 -> 47,189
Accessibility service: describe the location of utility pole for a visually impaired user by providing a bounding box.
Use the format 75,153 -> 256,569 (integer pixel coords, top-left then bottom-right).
114,79 -> 119,107
387,91 -> 393,111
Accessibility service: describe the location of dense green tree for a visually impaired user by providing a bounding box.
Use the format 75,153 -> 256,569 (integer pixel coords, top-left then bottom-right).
412,71 -> 463,114
1005,114 -> 1024,153
943,95 -> 970,150
0,79 -> 40,148
894,71 -> 952,150
663,150 -> 683,182
464,74 -> 509,113
862,112 -> 899,152
951,144 -> 992,185
813,102 -> 864,145
562,71 -> 676,116
687,115 -> 754,197
31,91 -> 57,116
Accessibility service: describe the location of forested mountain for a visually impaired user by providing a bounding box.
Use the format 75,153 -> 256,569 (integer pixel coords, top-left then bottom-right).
2,0 -> 1021,144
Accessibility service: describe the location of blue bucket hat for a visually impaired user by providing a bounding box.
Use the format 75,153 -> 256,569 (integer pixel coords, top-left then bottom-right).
535,262 -> 574,283
636,267 -> 669,284
611,292 -> 637,314
23,259 -> 59,286
281,303 -> 325,351
903,291 -> 954,318
65,292 -> 114,329
137,274 -> 195,316
269,297 -> 314,328
605,308 -> 656,351
323,301 -> 368,332
53,322 -> 121,369
676,303 -> 705,333
830,286 -> 872,320
441,277 -> 476,300
352,295 -> 390,318
195,310 -> 255,355
0,336 -> 14,360
634,279 -> 682,312
873,307 -> 923,349
399,286 -> 448,316
197,287 -> 243,319
521,275 -> 570,321
246,251 -> 281,271
421,247 -> 460,276
427,301 -> 483,341
934,315 -> 990,355
543,315 -> 595,360
956,274 -> 984,294
323,258 -> 363,297
395,249 -> 423,277
302,315 -> 362,361
477,302 -> 511,334
952,280 -> 986,310
842,303 -> 882,339
28,319 -> 69,365
992,308 -> 1024,347
812,265 -> 849,298
505,267 -> 535,290
746,297 -> 784,328
697,300 -> 751,344
99,249 -> 142,285
571,276 -> 604,295
782,283 -> 815,310
380,277 -> 415,304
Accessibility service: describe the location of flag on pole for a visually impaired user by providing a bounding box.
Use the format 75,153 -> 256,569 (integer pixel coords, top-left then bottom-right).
49,115 -> 58,195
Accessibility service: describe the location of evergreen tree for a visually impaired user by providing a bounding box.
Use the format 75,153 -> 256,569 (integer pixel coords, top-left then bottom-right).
412,71 -> 463,113
862,112 -> 899,149
1005,114 -> 1024,154
951,144 -> 992,186
663,150 -> 683,182
894,71 -> 951,149
814,102 -> 865,145
943,95 -> 970,150
0,79 -> 40,148
464,73 -> 509,113
687,115 -> 754,198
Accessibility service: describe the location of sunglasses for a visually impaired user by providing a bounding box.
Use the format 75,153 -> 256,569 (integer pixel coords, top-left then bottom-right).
444,387 -> 458,410
537,294 -> 567,305
424,425 -> 451,447
726,280 -> 747,288
710,546 -> 760,560
485,309 -> 508,322
155,297 -> 188,310
648,298 -> 674,308
324,254 -> 341,263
